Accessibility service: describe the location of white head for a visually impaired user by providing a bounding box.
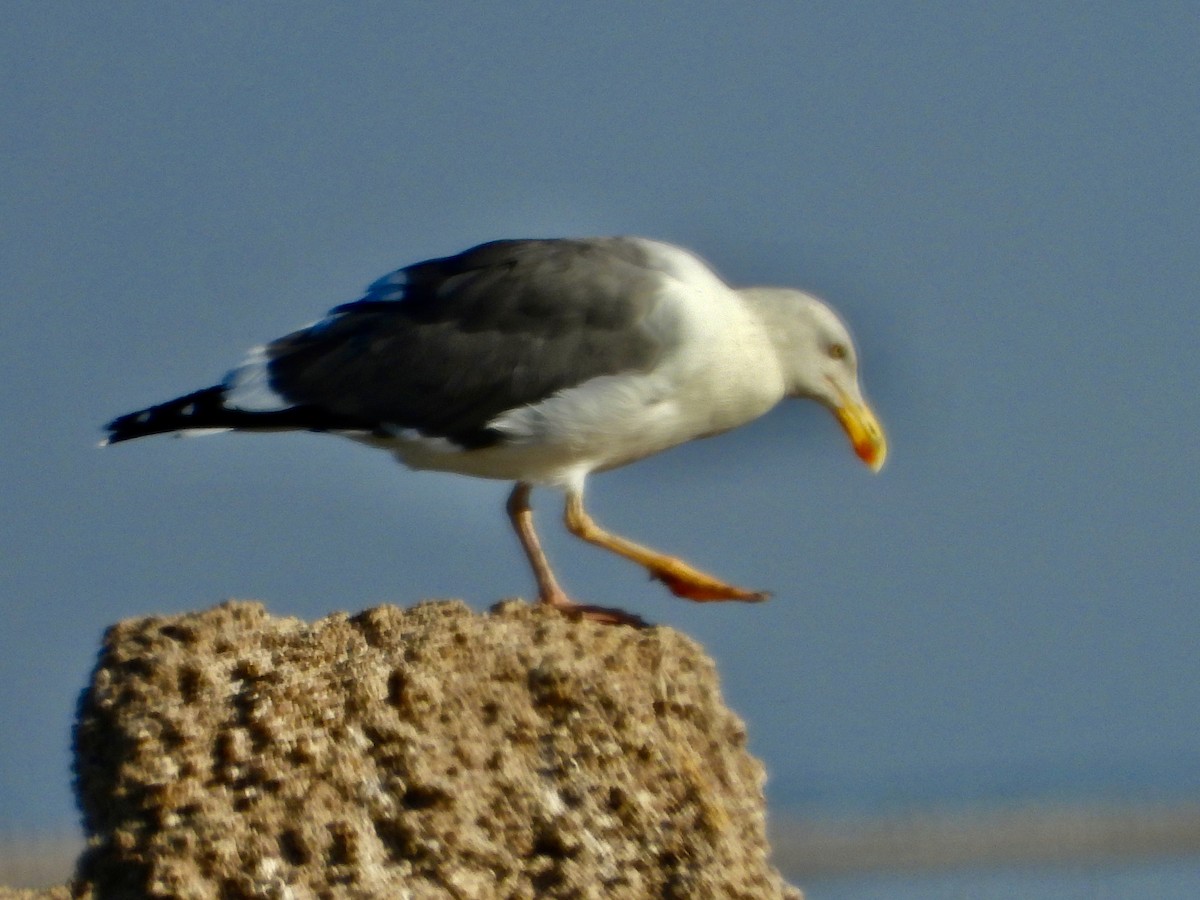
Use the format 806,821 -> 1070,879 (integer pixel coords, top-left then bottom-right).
740,287 -> 887,471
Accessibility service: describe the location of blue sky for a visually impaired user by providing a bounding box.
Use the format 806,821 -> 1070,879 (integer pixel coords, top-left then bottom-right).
3,3 -> 1198,830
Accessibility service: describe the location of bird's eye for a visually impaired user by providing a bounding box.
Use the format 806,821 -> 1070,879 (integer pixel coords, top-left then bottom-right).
828,343 -> 848,360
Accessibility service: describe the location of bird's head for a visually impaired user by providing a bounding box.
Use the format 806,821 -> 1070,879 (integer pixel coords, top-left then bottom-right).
746,288 -> 888,472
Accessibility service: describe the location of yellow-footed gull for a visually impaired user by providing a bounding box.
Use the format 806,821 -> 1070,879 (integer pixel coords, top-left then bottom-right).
104,237 -> 887,625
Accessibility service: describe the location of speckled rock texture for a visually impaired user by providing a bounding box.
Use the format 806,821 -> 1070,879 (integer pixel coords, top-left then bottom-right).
61,599 -> 800,899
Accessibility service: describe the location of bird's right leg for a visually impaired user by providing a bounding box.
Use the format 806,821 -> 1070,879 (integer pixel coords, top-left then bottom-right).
506,482 -> 646,626
563,489 -> 769,603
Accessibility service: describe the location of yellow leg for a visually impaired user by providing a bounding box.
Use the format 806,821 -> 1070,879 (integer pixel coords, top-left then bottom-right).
563,490 -> 769,603
506,483 -> 646,626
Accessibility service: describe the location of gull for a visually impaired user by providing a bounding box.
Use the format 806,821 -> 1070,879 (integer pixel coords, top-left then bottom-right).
105,237 -> 886,625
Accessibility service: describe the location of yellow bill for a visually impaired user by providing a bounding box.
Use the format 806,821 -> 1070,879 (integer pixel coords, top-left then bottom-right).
834,400 -> 887,472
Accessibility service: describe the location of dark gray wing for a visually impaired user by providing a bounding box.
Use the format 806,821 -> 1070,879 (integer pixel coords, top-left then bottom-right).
264,238 -> 668,448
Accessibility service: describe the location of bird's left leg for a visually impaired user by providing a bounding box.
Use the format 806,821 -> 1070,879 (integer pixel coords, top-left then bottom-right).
507,483 -> 647,626
563,489 -> 769,603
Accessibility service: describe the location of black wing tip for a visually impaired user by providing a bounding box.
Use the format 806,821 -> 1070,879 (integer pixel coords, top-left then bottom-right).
102,385 -> 388,445
102,386 -> 230,445
102,411 -> 153,445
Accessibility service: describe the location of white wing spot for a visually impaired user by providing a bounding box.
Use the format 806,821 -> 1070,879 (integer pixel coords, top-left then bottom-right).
223,345 -> 292,412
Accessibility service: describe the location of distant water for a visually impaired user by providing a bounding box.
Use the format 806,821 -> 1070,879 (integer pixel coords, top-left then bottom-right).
770,756 -> 1200,899
799,857 -> 1200,900
771,753 -> 1200,819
